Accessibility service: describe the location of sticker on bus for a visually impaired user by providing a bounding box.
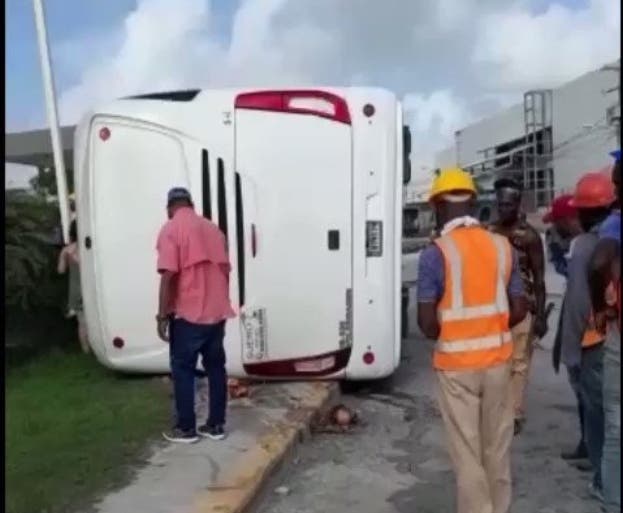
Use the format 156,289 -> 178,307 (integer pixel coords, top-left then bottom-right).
241,308 -> 268,361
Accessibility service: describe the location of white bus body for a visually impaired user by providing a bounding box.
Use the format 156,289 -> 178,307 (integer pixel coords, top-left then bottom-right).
74,87 -> 408,380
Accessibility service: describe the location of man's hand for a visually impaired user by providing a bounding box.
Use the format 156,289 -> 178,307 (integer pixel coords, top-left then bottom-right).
533,314 -> 548,339
157,270 -> 177,342
157,316 -> 170,342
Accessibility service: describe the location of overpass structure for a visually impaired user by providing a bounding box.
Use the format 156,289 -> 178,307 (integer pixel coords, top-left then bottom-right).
5,125 -> 76,170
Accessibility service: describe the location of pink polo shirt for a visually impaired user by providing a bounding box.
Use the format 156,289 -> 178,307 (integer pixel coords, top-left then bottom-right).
156,207 -> 235,324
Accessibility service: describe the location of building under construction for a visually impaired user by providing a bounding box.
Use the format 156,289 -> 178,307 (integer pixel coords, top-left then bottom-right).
434,60 -> 620,214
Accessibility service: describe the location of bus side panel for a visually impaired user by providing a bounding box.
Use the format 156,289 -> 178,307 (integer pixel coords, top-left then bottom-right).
347,91 -> 400,379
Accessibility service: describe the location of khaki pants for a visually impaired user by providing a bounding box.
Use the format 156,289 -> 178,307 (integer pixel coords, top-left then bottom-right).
511,313 -> 534,420
437,363 -> 513,513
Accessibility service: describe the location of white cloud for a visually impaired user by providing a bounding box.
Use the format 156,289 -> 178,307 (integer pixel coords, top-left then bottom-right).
49,0 -> 621,168
473,0 -> 621,91
58,0 -> 213,122
403,90 -> 472,168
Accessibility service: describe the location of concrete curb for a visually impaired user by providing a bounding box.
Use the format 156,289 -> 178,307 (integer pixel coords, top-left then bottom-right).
192,381 -> 340,513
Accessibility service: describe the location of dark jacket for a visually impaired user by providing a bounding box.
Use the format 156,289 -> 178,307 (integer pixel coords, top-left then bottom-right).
555,227 -> 603,371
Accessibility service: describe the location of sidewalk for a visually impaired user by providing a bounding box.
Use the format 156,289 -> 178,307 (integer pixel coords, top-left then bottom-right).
90,380 -> 338,513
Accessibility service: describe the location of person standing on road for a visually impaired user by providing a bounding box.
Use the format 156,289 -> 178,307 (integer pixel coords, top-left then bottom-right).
490,178 -> 548,435
417,167 -> 527,513
542,194 -> 581,278
547,195 -> 590,468
156,187 -> 235,444
560,171 -> 615,501
588,151 -> 621,512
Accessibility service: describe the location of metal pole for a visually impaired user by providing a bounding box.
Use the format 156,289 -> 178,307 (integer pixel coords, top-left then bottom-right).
32,0 -> 70,244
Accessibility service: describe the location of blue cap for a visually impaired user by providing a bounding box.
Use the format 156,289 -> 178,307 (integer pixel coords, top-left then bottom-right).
610,149 -> 621,162
167,187 -> 192,206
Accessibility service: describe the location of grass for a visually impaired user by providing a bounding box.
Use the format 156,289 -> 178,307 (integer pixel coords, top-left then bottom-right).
6,349 -> 170,513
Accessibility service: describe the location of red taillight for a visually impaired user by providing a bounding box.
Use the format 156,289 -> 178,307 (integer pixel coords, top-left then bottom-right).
251,224 -> 257,257
244,347 -> 351,377
235,90 -> 351,125
363,351 -> 375,365
99,127 -> 111,141
112,337 -> 124,349
236,92 -> 282,111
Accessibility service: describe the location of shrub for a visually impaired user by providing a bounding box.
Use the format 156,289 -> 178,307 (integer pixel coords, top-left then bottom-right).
5,190 -> 63,312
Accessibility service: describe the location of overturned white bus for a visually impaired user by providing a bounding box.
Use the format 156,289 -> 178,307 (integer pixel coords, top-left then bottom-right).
73,87 -> 411,380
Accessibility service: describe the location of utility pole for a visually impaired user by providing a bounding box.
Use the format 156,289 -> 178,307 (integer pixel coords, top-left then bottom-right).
32,0 -> 70,244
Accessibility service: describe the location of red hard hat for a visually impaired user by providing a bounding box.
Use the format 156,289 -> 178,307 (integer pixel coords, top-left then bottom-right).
542,194 -> 576,223
569,172 -> 616,208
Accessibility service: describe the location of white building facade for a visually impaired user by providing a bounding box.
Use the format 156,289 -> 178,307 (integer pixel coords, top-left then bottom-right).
435,60 -> 620,210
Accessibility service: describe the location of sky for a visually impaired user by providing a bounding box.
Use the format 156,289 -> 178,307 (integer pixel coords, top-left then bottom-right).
4,0 -> 621,180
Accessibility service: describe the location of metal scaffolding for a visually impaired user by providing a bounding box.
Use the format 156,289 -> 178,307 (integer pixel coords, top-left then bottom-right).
522,89 -> 554,211
461,89 -> 555,213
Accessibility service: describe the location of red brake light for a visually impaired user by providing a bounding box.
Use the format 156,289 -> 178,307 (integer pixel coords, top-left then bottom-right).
99,127 -> 111,141
112,337 -> 124,349
363,351 -> 375,365
236,92 -> 282,111
235,90 -> 351,125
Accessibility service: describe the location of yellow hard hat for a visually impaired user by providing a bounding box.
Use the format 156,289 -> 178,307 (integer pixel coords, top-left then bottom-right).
429,167 -> 477,203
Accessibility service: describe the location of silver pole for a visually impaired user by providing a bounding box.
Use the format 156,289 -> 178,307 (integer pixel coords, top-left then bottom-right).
32,0 -> 70,244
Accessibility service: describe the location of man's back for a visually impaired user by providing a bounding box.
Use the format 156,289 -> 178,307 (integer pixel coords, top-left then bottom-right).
157,207 -> 234,325
560,230 -> 601,368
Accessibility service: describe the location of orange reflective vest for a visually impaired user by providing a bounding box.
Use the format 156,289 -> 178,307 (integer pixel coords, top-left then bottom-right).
582,314 -> 603,348
434,226 -> 513,371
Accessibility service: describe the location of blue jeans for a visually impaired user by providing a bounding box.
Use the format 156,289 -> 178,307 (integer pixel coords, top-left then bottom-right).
602,324 -> 620,512
169,318 -> 227,432
566,364 -> 586,451
580,343 -> 605,490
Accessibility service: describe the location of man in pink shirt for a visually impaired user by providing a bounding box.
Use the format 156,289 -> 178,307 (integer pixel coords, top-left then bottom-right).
156,187 -> 234,443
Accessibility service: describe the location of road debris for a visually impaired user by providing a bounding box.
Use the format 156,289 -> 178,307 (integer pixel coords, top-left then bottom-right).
228,378 -> 251,399
313,404 -> 360,434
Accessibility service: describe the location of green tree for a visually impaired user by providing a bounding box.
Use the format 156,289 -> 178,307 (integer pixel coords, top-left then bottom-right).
29,167 -> 74,197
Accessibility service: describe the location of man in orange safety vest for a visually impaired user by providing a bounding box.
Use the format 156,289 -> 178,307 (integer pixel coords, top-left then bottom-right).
417,167 -> 527,513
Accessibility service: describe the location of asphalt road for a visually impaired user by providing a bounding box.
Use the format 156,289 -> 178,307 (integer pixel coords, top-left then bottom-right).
254,292 -> 602,513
